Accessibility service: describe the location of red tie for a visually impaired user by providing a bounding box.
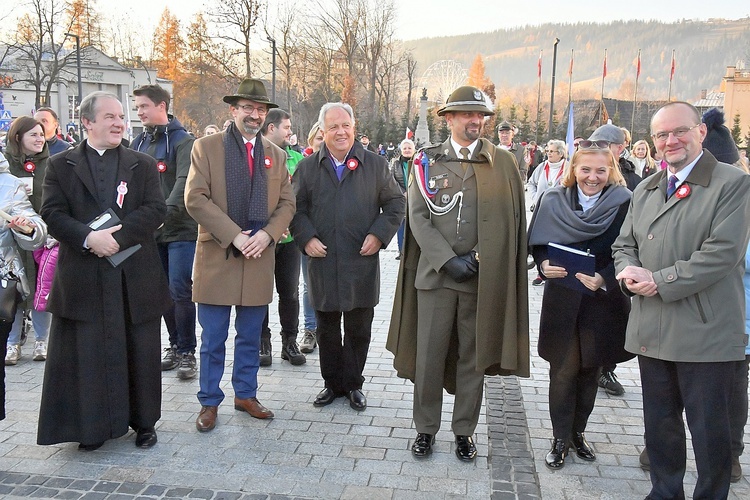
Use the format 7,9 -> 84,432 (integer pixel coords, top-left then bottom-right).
245,142 -> 254,177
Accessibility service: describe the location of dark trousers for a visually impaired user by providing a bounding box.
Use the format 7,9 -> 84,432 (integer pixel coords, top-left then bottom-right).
261,241 -> 300,342
730,355 -> 750,458
315,307 -> 373,394
157,241 -> 197,354
548,329 -> 599,439
639,356 -> 738,500
0,321 -> 10,420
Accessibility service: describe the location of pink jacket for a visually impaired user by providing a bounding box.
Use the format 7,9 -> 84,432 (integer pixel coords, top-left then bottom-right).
33,244 -> 58,312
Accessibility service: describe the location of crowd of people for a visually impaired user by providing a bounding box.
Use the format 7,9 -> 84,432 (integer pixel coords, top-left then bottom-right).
0,77 -> 748,500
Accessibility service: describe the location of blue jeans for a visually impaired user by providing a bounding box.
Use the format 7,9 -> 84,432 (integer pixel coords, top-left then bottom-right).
299,256 -> 316,331
396,220 -> 405,253
157,241 -> 197,354
197,303 -> 265,406
7,308 -> 51,345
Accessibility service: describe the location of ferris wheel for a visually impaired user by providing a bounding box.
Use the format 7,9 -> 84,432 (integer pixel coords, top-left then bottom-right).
419,60 -> 468,105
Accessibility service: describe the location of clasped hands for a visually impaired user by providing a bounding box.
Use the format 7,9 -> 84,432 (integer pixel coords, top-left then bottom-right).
304,234 -> 382,258
540,259 -> 605,291
616,265 -> 658,297
232,229 -> 273,259
441,251 -> 479,283
87,225 -> 121,257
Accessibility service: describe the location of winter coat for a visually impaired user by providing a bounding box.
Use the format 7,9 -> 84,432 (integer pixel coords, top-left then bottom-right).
132,115 -> 197,243
290,140 -> 404,312
532,190 -> 633,367
619,157 -> 642,191
0,153 -> 47,301
185,132 -> 295,307
613,150 -> 750,362
32,244 -> 57,312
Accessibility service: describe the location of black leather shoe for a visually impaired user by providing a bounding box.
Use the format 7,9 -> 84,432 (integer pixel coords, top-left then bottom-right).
347,389 -> 367,411
259,337 -> 272,367
78,441 -> 104,451
570,432 -> 595,461
411,433 -> 435,458
455,435 -> 477,461
545,438 -> 568,469
135,427 -> 158,448
313,388 -> 337,407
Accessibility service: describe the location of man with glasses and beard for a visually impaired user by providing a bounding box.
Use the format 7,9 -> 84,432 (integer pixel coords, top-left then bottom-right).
185,78 -> 295,432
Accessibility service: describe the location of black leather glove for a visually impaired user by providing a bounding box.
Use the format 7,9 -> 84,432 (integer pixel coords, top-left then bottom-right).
441,252 -> 479,283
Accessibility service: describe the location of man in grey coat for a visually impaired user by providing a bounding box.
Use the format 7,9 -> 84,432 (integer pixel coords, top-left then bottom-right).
613,101 -> 750,500
290,102 -> 404,411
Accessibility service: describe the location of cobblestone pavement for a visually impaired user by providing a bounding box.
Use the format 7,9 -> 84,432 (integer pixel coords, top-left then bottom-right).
1,196 -> 749,499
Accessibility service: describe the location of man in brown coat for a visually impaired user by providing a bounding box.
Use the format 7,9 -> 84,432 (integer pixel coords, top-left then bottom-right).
185,78 -> 295,432
387,86 -> 529,462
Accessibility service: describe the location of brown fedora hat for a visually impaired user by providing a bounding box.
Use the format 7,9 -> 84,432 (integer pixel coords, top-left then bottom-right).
223,78 -> 278,108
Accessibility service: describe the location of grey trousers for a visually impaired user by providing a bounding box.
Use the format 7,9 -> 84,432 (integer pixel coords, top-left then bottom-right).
413,287 -> 484,436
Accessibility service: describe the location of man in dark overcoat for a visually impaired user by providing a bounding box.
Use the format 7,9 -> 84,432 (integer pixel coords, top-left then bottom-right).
290,102 -> 404,412
387,86 -> 529,462
37,91 -> 170,450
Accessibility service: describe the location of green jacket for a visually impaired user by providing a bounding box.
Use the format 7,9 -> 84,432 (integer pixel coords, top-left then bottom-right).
279,147 -> 303,244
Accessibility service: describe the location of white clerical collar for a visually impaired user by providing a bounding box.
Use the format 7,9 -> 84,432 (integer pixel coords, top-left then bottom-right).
450,138 -> 479,158
86,144 -> 109,156
576,186 -> 602,212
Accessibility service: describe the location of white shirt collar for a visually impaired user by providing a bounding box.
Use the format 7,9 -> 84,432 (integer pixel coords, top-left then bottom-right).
576,186 -> 602,212
450,138 -> 479,159
670,151 -> 703,186
242,136 -> 257,147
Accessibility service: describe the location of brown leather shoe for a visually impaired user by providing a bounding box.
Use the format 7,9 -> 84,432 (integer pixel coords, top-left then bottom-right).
234,397 -> 274,419
196,405 -> 218,432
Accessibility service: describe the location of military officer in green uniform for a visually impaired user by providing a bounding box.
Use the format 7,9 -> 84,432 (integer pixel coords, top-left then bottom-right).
387,86 -> 530,461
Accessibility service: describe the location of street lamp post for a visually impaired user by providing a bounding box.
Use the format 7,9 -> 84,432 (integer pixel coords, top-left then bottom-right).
64,32 -> 82,133
548,38 -> 560,142
267,37 -> 276,103
134,56 -> 152,85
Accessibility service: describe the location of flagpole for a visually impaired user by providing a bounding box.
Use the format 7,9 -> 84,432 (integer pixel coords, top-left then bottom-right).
600,49 -> 607,126
536,50 -> 542,143
567,49 -> 573,108
667,49 -> 675,101
631,49 -> 640,137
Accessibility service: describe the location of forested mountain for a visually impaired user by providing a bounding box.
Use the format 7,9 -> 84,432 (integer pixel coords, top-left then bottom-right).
405,18 -> 750,102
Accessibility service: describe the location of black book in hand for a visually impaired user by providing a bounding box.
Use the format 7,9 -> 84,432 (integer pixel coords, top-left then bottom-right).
88,209 -> 141,267
547,242 -> 596,296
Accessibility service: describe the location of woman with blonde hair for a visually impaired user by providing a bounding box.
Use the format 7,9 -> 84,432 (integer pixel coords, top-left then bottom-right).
630,140 -> 657,178
303,122 -> 324,157
528,144 -> 633,470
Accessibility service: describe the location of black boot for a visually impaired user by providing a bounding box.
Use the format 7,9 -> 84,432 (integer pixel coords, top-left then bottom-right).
545,438 -> 568,469
281,336 -> 306,365
259,337 -> 272,367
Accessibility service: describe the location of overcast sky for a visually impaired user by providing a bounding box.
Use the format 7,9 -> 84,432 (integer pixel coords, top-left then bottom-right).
31,0 -> 749,42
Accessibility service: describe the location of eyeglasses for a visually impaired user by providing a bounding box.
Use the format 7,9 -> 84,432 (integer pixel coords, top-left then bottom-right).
651,124 -> 699,142
235,104 -> 268,115
545,149 -> 561,154
578,140 -> 610,150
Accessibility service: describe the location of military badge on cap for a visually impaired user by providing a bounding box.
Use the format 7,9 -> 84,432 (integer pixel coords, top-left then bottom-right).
473,90 -> 482,100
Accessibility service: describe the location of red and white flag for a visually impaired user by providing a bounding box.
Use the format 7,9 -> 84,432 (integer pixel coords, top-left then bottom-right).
636,50 -> 641,80
602,50 -> 608,79
405,127 -> 414,140
538,50 -> 542,79
568,51 -> 574,78
670,50 -> 676,81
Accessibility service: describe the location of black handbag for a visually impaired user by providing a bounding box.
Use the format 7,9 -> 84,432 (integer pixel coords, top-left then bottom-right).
0,274 -> 20,323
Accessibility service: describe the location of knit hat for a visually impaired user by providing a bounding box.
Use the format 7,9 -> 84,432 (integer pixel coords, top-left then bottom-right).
702,108 -> 739,164
588,123 -> 625,144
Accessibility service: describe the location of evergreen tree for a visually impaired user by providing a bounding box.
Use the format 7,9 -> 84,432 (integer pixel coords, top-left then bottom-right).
731,113 -> 743,146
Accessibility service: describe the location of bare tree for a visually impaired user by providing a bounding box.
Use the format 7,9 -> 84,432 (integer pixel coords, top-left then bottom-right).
314,0 -> 362,90
403,51 -> 418,119
8,0 -> 77,107
209,0 -> 266,78
264,1 -> 300,114
359,0 -> 395,122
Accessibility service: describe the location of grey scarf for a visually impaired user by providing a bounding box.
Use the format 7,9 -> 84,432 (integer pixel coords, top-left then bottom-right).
527,184 -> 631,247
223,123 -> 268,235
